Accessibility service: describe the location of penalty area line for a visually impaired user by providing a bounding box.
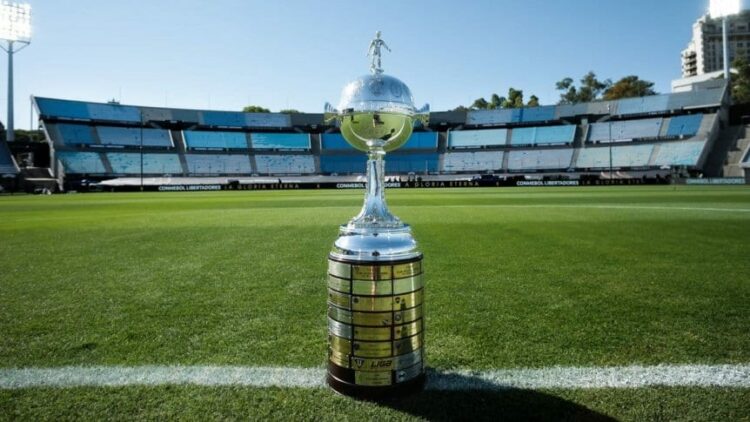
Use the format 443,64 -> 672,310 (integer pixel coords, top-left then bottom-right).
1,364 -> 749,390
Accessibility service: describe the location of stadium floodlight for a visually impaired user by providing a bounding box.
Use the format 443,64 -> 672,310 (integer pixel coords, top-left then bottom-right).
710,0 -> 741,18
0,1 -> 32,142
709,0 -> 741,83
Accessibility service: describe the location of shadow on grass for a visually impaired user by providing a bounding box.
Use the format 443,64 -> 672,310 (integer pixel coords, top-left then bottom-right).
375,370 -> 615,422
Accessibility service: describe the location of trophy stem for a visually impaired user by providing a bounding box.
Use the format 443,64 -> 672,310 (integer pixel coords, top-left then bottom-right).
349,148 -> 401,229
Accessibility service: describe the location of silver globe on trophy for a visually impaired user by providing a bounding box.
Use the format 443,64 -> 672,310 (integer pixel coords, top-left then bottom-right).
324,32 -> 429,398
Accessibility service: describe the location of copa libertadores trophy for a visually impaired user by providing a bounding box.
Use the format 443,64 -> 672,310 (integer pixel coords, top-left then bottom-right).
324,32 -> 429,398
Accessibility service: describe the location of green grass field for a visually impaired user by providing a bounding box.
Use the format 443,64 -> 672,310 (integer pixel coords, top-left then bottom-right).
1,186 -> 749,420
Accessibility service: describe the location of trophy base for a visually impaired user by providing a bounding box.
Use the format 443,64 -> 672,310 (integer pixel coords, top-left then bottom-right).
326,252 -> 425,399
327,362 -> 426,400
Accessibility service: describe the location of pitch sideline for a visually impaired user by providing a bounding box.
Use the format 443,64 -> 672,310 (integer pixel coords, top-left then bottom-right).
1,364 -> 748,390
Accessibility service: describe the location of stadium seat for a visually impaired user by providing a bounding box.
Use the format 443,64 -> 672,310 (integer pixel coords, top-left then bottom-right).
449,129 -> 508,148
251,133 -> 310,150
443,151 -> 503,172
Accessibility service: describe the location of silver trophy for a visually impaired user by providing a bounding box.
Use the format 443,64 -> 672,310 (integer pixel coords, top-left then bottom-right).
324,32 -> 429,398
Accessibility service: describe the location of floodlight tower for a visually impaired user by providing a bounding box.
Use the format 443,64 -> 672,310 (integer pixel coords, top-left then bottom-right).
710,0 -> 741,84
0,1 -> 32,142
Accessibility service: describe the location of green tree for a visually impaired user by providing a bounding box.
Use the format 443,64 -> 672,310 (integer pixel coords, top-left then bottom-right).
603,75 -> 656,100
280,109 -> 300,114
502,88 -> 524,108
555,72 -> 610,104
243,105 -> 270,113
489,93 -> 505,109
731,58 -> 750,104
471,97 -> 489,110
527,95 -> 540,107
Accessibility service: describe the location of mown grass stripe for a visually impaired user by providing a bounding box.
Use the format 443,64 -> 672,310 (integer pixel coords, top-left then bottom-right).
1,365 -> 748,390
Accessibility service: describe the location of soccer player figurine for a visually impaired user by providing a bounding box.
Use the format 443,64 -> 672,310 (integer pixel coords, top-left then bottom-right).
367,31 -> 390,75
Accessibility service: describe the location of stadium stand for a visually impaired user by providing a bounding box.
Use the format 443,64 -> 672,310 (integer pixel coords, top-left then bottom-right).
576,144 -> 654,168
320,154 -> 368,173
255,154 -> 315,174
185,154 -> 252,174
107,153 -> 183,175
449,129 -> 507,148
510,125 -> 576,146
0,138 -> 19,175
250,133 -> 310,150
666,114 -> 703,138
386,153 -> 439,173
55,123 -> 96,146
651,140 -> 707,167
98,126 -> 173,148
183,131 -> 248,150
443,151 -> 503,172
507,149 -> 574,170
31,82 -> 732,188
588,118 -> 664,143
57,151 -> 106,174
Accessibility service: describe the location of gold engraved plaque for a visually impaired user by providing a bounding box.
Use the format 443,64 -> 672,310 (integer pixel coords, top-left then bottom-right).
329,348 -> 350,368
394,306 -> 422,324
393,290 -> 423,310
394,320 -> 422,339
352,295 -> 395,312
353,340 -> 392,358
352,279 -> 392,296
393,262 -> 421,279
393,275 -> 423,295
328,261 -> 351,279
328,290 -> 351,309
327,275 -> 350,293
355,371 -> 392,386
353,326 -> 391,341
353,265 -> 392,281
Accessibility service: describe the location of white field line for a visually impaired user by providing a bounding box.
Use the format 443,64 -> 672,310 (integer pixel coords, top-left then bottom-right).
428,204 -> 750,213
1,364 -> 749,390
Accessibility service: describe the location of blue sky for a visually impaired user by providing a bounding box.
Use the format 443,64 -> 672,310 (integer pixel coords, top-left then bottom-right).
0,0 -> 743,129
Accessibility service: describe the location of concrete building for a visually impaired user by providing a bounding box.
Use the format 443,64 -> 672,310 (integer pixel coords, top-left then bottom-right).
681,11 -> 750,78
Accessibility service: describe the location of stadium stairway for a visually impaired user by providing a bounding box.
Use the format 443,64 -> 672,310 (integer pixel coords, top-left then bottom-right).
723,125 -> 750,177
703,124 -> 741,177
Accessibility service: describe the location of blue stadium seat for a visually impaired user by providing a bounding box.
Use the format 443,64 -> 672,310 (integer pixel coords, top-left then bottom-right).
57,124 -> 95,145
255,154 -> 315,174
322,134 -> 354,150
652,140 -> 706,166
35,98 -> 91,120
107,153 -> 183,174
588,118 -> 663,142
57,151 -> 106,174
0,139 -> 18,174
449,129 -> 507,148
97,127 -> 173,147
320,155 -> 367,173
520,106 -> 555,123
576,144 -> 654,168
385,153 -> 439,173
87,103 -> 141,123
511,126 -> 575,146
442,151 -> 503,172
201,111 -> 247,128
616,95 -> 670,116
251,133 -> 310,150
507,149 -> 574,170
403,132 -> 438,149
666,115 -> 703,138
184,154 -> 252,174
183,131 -> 248,149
